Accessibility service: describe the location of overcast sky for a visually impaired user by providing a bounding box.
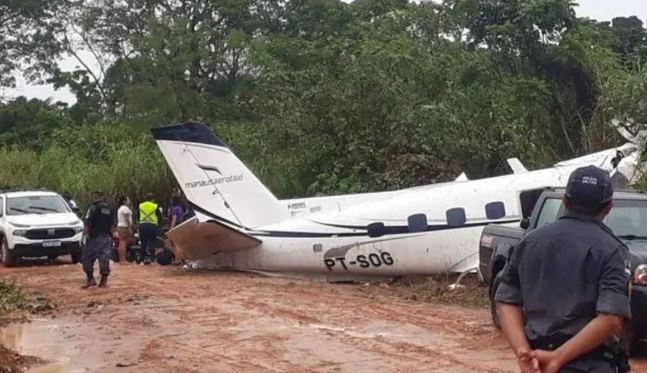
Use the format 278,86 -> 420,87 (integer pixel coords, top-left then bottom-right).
2,0 -> 647,105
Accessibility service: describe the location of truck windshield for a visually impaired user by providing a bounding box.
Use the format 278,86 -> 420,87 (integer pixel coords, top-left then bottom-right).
605,200 -> 647,239
6,196 -> 70,216
537,198 -> 647,239
537,198 -> 562,227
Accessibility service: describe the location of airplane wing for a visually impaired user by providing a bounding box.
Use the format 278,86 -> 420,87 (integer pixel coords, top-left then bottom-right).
165,216 -> 262,261
554,143 -> 638,171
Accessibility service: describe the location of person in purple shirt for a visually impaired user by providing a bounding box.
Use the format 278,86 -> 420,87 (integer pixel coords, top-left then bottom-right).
169,196 -> 185,230
166,196 -> 185,266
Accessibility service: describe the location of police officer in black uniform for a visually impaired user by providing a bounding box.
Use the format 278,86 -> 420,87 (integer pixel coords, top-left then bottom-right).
495,165 -> 632,373
82,191 -> 115,288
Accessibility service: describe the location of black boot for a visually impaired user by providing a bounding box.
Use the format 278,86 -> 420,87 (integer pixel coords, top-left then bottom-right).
82,277 -> 97,289
98,275 -> 108,288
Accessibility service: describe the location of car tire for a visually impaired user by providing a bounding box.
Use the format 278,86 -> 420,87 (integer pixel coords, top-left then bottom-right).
71,249 -> 82,264
490,271 -> 503,329
1,236 -> 17,267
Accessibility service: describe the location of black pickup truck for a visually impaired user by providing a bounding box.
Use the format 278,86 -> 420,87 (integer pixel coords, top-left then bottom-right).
479,187 -> 647,345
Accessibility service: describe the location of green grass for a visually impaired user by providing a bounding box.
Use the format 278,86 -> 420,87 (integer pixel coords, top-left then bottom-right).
0,140 -> 175,210
0,280 -> 55,316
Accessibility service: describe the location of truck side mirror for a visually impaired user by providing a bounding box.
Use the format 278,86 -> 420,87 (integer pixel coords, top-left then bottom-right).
520,218 -> 530,230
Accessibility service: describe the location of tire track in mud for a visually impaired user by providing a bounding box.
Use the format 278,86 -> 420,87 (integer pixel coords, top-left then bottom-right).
235,289 -> 512,372
165,271 -> 510,372
120,268 -> 510,372
0,263 -> 615,372
117,271 -> 335,372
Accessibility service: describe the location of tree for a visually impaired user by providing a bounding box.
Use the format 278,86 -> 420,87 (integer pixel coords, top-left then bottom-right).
609,16 -> 647,65
0,0 -> 68,87
0,97 -> 73,150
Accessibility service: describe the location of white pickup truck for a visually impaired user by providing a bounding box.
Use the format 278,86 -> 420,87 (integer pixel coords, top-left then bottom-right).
0,189 -> 84,267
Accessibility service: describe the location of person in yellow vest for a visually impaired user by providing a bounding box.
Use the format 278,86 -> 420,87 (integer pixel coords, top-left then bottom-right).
138,193 -> 162,265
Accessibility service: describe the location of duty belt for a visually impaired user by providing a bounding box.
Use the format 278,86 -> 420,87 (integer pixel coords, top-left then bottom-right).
530,335 -> 614,363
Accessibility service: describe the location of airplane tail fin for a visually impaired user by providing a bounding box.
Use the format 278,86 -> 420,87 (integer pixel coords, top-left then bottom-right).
151,122 -> 281,228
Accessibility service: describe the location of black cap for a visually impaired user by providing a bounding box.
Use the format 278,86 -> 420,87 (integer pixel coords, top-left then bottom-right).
565,165 -> 613,207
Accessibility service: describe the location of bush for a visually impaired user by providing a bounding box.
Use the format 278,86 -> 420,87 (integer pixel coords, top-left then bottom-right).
0,123 -> 175,210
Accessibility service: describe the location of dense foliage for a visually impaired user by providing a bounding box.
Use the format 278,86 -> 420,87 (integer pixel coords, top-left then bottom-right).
2,0 -> 647,207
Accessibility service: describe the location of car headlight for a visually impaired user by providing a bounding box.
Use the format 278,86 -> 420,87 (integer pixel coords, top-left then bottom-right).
9,222 -> 30,229
73,226 -> 83,234
633,264 -> 647,285
12,230 -> 27,237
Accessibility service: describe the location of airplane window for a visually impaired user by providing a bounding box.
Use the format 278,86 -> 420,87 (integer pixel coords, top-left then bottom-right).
446,208 -> 466,227
408,214 -> 428,232
367,222 -> 386,238
485,202 -> 506,220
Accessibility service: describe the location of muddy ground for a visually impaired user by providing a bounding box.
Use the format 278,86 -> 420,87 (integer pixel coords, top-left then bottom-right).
2,258 -> 647,373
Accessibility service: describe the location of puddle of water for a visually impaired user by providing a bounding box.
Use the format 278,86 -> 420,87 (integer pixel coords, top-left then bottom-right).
0,319 -> 106,373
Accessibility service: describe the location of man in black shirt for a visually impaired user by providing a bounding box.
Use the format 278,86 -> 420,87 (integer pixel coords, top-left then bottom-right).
495,166 -> 631,373
82,191 -> 115,288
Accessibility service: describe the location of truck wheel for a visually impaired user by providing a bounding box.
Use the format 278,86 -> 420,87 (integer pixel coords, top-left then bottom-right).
490,272 -> 503,329
1,237 -> 17,267
71,249 -> 82,264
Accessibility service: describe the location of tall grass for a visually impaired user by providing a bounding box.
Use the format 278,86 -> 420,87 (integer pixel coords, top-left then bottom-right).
0,138 -> 175,210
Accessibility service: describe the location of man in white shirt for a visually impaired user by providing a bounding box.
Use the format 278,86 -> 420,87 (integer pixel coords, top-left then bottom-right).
116,196 -> 133,264
62,192 -> 79,214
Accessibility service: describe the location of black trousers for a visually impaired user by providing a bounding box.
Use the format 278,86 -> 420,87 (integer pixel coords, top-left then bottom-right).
531,337 -> 617,373
82,235 -> 111,278
557,360 -> 615,372
138,224 -> 158,259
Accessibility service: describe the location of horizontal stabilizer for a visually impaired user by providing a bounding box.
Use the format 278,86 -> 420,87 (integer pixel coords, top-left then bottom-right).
165,217 -> 261,261
507,158 -> 528,174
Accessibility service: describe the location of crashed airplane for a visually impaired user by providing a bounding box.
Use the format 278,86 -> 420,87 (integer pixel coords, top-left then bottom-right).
151,121 -> 646,282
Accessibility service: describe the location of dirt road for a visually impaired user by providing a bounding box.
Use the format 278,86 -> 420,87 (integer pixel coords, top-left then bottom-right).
2,261 -> 647,373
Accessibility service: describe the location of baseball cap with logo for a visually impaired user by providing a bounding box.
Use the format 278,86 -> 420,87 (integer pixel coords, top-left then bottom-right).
565,165 -> 614,207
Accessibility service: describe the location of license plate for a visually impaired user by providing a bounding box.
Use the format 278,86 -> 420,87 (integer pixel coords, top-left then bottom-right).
43,241 -> 61,248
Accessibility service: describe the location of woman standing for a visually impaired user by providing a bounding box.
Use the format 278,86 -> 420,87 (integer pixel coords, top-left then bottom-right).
116,196 -> 133,264
168,196 -> 186,265
169,196 -> 185,230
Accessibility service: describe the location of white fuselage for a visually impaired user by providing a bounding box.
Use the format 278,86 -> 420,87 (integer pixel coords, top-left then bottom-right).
152,121 -> 643,281
192,165 -> 577,279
